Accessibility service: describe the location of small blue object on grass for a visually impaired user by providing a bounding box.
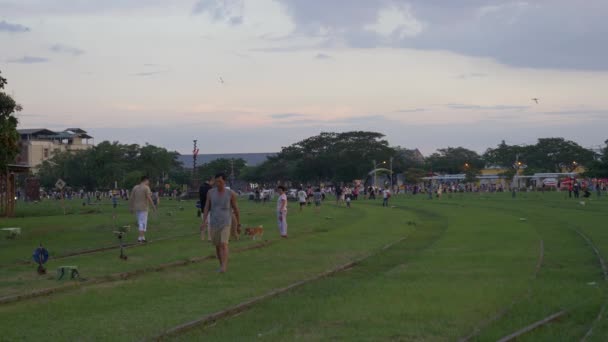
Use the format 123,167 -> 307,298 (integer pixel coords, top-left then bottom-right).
32,245 -> 49,274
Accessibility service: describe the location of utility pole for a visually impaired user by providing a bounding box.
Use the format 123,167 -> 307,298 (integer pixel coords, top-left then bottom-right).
390,157 -> 393,191
372,159 -> 376,188
192,140 -> 200,195
230,158 -> 235,188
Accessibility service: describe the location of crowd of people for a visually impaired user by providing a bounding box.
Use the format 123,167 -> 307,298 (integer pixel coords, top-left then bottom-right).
13,173 -> 605,275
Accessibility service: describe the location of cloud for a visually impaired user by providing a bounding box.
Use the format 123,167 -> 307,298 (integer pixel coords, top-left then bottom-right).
0,1 -> 174,16
364,4 -> 425,39
192,0 -> 244,26
396,108 -> 425,113
0,20 -> 30,33
270,113 -> 306,119
50,44 -> 85,56
7,56 -> 49,64
315,53 -> 332,60
274,0 -> 608,70
131,69 -> 169,76
251,44 -> 318,53
541,109 -> 608,119
455,73 -> 487,79
447,104 -> 529,111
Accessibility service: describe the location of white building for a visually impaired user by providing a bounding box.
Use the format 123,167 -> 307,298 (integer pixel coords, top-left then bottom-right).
16,128 -> 94,170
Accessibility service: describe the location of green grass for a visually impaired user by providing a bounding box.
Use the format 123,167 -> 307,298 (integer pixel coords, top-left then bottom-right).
0,193 -> 607,341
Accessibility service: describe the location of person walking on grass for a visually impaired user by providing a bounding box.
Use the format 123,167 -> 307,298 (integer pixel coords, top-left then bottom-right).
313,188 -> 323,213
298,188 -> 307,212
129,176 -> 157,243
202,173 -> 241,273
335,186 -> 343,206
277,185 -> 288,238
382,188 -> 391,207
199,175 -> 215,241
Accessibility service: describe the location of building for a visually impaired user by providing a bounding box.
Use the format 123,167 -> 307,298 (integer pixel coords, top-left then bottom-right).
16,128 -> 94,169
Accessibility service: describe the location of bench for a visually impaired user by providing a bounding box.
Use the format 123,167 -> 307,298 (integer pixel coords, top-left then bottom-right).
57,266 -> 80,280
1,227 -> 21,239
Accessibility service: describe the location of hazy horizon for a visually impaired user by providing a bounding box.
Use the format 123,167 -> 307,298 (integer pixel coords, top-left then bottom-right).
2,0 -> 607,155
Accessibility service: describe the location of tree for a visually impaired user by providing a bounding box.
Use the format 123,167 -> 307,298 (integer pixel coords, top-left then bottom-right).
523,138 -> 596,172
0,70 -> 21,171
248,131 -> 395,183
36,142 -> 183,190
426,147 -> 484,174
198,158 -> 247,183
464,167 -> 481,183
483,140 -> 525,167
584,139 -> 608,178
403,168 -> 427,184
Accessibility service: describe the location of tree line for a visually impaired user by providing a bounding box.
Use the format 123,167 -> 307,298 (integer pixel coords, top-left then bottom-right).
242,133 -> 607,184
25,132 -> 608,190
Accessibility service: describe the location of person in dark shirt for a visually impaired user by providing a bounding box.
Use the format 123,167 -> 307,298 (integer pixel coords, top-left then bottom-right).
199,176 -> 215,241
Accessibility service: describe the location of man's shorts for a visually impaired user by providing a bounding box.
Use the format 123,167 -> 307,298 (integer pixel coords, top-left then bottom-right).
315,200 -> 321,206
299,201 -> 306,207
210,226 -> 231,246
136,211 -> 148,232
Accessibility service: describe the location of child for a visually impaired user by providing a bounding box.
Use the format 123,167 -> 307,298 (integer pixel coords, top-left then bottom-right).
346,195 -> 351,208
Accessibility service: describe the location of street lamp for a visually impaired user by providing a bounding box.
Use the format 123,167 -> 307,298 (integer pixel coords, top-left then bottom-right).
390,157 -> 393,192
372,160 -> 386,188
512,155 -> 527,197
559,161 -> 578,173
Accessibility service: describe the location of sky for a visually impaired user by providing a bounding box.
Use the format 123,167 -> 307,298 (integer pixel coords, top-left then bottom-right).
1,0 -> 607,155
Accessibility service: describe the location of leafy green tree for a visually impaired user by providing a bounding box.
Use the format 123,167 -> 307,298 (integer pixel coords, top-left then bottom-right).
0,70 -> 21,171
198,158 -> 247,183
464,167 -> 481,183
483,140 -> 525,167
247,131 -> 395,183
584,139 -> 608,178
392,147 -> 425,173
36,142 -> 183,190
403,168 -> 427,184
426,147 -> 484,174
522,138 -> 596,172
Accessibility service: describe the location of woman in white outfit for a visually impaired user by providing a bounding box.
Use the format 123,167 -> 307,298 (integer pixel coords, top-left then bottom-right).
277,186 -> 288,238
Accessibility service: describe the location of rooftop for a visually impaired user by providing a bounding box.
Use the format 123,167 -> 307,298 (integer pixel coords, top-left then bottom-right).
18,128 -> 93,140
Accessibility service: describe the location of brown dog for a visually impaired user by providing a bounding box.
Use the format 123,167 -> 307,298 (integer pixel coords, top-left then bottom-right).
244,226 -> 264,240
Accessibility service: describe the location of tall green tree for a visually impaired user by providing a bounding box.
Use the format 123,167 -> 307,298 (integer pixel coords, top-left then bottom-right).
0,70 -> 21,171
523,138 -> 596,172
584,139 -> 608,178
426,147 -> 484,174
246,131 -> 395,183
483,140 -> 525,167
37,142 -> 183,190
198,158 -> 247,182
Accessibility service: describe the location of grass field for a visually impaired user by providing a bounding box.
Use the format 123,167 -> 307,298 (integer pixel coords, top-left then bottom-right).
0,192 -> 607,341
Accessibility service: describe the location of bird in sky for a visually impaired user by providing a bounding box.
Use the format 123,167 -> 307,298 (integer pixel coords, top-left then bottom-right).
532,98 -> 539,104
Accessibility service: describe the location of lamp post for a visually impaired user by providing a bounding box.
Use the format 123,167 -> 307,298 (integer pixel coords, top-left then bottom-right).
512,154 -> 527,198
372,160 -> 386,188
390,157 -> 393,192
559,161 -> 578,173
